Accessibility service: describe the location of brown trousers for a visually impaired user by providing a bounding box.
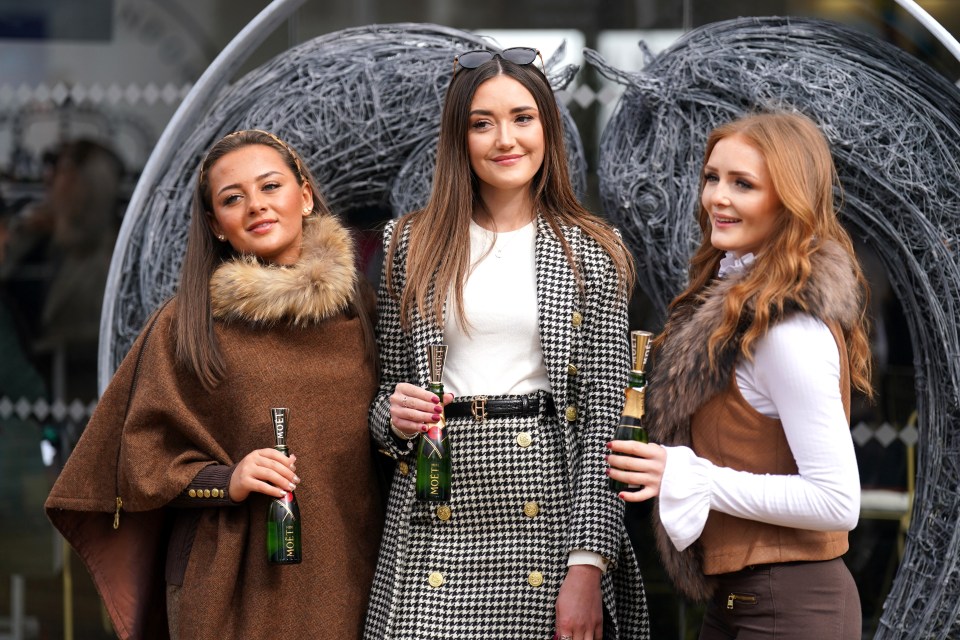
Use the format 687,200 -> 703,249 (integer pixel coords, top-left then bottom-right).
699,558 -> 860,639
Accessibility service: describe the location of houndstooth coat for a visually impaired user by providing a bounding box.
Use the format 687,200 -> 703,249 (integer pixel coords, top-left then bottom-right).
363,215 -> 649,639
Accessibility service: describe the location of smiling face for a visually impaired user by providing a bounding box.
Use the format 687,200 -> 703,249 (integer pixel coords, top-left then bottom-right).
701,134 -> 783,257
206,144 -> 313,265
466,74 -> 545,202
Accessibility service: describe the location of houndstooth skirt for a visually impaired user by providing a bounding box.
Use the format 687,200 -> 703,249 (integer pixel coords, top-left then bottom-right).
363,391 -> 649,639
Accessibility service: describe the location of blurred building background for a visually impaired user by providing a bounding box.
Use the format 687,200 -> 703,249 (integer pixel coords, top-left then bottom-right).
0,1 -> 953,638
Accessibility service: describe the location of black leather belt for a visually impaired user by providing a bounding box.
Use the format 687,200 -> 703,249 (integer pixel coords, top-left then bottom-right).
445,395 -> 555,422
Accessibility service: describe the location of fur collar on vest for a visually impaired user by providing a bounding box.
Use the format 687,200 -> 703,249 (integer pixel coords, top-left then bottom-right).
209,215 -> 357,326
646,239 -> 860,601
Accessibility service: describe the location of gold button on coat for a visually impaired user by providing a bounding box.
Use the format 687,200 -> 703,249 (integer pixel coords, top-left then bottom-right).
567,363 -> 578,376
398,461 -> 409,476
528,571 -> 544,587
203,489 -> 211,498
428,572 -> 444,587
211,489 -> 220,498
188,489 -> 197,498
571,311 -> 583,327
523,501 -> 540,518
516,432 -> 533,448
565,405 -> 578,422
436,505 -> 452,521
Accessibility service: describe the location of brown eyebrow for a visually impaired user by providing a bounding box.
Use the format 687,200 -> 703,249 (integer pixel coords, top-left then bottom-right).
216,170 -> 282,197
469,105 -> 537,117
703,165 -> 758,180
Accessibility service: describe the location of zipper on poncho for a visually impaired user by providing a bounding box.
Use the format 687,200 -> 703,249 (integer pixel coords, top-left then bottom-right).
113,497 -> 122,529
112,301 -> 169,530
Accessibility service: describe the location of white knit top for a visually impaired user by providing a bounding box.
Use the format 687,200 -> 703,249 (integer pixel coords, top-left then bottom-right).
442,219 -> 551,397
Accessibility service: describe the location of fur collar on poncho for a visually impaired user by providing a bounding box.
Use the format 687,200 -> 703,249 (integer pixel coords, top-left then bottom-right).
209,215 -> 357,326
646,239 -> 860,602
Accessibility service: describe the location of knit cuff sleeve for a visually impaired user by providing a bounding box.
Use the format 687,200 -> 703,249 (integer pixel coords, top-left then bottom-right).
168,464 -> 239,507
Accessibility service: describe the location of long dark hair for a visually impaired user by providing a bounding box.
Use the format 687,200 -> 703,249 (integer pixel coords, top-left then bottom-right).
385,55 -> 636,329
175,129 -> 376,389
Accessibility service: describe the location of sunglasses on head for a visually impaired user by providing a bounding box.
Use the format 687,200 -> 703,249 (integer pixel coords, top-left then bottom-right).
453,47 -> 544,75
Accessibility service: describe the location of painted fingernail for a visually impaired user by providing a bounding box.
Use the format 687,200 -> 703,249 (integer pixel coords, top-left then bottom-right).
603,454 -> 609,461
605,442 -> 613,449
434,404 -> 442,413
618,492 -> 627,500
421,424 -> 428,432
431,395 -> 440,403
288,483 -> 296,491
432,413 -> 441,422
293,475 -> 300,483
604,468 -> 611,476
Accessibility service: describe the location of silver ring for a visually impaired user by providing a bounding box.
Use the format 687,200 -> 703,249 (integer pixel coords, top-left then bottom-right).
559,636 -> 573,640
401,395 -> 410,408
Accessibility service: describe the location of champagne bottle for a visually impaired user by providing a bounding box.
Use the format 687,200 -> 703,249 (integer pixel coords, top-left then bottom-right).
267,407 -> 302,564
416,345 -> 451,502
609,330 -> 653,493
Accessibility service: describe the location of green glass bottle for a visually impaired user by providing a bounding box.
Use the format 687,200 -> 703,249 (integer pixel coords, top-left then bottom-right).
609,330 -> 653,493
417,345 -> 451,502
267,407 -> 302,564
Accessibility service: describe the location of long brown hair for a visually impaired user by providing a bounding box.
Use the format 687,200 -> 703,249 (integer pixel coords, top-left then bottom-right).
664,111 -> 872,395
175,129 -> 376,389
385,54 -> 635,329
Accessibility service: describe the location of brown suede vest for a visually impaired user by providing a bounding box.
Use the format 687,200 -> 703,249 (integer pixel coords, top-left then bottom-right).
692,323 -> 851,575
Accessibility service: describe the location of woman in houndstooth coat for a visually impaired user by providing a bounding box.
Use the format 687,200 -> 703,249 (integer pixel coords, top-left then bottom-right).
363,47 -> 649,640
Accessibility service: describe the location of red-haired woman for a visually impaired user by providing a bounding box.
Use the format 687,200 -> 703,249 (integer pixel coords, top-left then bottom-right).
607,111 -> 872,639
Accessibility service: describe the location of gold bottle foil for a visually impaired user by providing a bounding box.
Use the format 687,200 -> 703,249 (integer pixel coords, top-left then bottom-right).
624,331 -> 653,418
631,330 -> 653,374
427,344 -> 448,383
624,385 -> 646,418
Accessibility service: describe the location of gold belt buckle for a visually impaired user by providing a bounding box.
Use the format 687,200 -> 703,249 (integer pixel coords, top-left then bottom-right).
471,396 -> 488,422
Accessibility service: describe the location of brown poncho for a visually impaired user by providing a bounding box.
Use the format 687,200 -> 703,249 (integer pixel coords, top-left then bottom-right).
46,215 -> 383,639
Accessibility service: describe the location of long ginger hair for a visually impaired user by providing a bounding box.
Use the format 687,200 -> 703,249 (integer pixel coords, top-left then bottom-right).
665,111 -> 873,396
385,54 -> 635,330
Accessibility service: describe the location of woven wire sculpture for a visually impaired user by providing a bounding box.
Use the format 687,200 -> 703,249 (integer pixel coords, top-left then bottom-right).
105,23 -> 585,375
589,16 -> 960,638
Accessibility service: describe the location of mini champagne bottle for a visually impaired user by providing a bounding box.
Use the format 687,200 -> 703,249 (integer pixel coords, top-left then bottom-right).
416,345 -> 451,502
609,330 -> 653,493
267,407 -> 302,564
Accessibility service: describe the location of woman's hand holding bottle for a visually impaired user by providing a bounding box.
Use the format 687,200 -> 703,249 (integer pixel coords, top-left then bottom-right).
389,381 -> 454,439
228,449 -> 299,502
605,441 -> 666,502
